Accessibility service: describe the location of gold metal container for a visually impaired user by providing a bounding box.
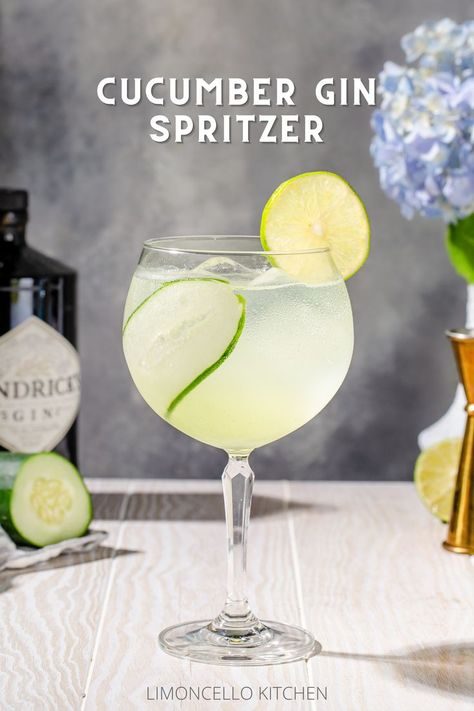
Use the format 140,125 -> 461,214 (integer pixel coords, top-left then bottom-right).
443,328 -> 474,554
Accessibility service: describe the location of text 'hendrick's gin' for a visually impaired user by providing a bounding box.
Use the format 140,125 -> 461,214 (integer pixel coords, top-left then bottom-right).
0,189 -> 79,464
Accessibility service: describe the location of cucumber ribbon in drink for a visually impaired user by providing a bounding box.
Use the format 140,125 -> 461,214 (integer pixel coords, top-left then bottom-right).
123,278 -> 246,417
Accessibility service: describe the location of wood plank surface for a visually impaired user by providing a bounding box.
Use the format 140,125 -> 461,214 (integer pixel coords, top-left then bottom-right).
290,482 -> 474,711
0,479 -> 129,711
82,479 -> 309,711
0,480 -> 473,711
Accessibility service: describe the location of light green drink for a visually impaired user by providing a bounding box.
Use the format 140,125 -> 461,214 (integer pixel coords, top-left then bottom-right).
122,170 -> 369,667
123,257 -> 353,453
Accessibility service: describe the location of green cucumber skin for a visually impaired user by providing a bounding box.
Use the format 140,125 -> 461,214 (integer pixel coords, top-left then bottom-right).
0,488 -> 18,543
0,452 -> 93,548
123,276 -> 229,334
123,276 -> 247,417
0,453 -> 31,544
166,294 -> 246,416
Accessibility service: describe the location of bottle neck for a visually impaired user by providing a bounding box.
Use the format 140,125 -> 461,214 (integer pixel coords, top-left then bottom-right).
0,210 -> 27,250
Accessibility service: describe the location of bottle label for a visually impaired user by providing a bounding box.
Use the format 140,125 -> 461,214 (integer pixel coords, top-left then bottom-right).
0,316 -> 80,452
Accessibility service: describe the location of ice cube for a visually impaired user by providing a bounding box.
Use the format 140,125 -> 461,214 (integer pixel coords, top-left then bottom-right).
193,256 -> 254,279
249,266 -> 294,288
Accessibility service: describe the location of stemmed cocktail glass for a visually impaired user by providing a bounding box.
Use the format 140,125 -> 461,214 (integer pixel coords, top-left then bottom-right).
122,236 -> 353,665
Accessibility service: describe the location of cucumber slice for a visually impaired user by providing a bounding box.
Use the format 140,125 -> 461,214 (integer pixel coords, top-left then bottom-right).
123,278 -> 246,416
0,452 -> 92,547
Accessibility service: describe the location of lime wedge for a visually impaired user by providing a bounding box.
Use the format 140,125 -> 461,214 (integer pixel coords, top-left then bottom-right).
260,171 -> 370,280
414,438 -> 461,522
123,278 -> 245,416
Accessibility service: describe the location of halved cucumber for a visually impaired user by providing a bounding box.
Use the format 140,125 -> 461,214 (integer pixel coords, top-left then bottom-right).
0,452 -> 92,547
123,278 -> 246,416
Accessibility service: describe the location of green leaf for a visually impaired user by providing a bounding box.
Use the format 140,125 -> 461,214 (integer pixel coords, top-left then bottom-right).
446,214 -> 474,283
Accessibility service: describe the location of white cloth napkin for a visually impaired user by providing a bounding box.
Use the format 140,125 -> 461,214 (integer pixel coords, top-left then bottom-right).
0,527 -> 108,571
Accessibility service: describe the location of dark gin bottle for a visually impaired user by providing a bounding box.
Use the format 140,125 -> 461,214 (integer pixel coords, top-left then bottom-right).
0,189 -> 79,464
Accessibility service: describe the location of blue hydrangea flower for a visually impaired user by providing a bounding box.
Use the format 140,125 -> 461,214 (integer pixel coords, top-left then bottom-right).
371,19 -> 474,222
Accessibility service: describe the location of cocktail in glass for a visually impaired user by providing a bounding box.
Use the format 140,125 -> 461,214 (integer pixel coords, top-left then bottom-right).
123,236 -> 353,665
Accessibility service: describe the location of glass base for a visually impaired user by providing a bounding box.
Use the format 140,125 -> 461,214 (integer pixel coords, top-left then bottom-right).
159,619 -> 320,666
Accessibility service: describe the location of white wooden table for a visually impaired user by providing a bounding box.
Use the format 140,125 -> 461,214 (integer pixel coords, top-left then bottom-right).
1,479 -> 473,711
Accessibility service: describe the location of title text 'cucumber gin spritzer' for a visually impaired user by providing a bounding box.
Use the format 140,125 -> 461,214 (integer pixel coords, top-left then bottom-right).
122,172 -> 370,666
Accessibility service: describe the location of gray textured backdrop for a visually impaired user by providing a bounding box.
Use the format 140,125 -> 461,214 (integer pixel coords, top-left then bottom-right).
0,0 -> 472,480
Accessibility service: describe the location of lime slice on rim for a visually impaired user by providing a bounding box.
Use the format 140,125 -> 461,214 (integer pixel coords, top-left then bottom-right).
414,438 -> 461,522
260,171 -> 370,280
123,278 -> 245,416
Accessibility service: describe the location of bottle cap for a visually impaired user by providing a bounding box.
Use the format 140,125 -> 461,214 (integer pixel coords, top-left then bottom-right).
0,188 -> 28,211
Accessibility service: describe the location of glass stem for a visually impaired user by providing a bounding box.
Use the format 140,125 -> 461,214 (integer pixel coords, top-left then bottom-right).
211,454 -> 261,634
